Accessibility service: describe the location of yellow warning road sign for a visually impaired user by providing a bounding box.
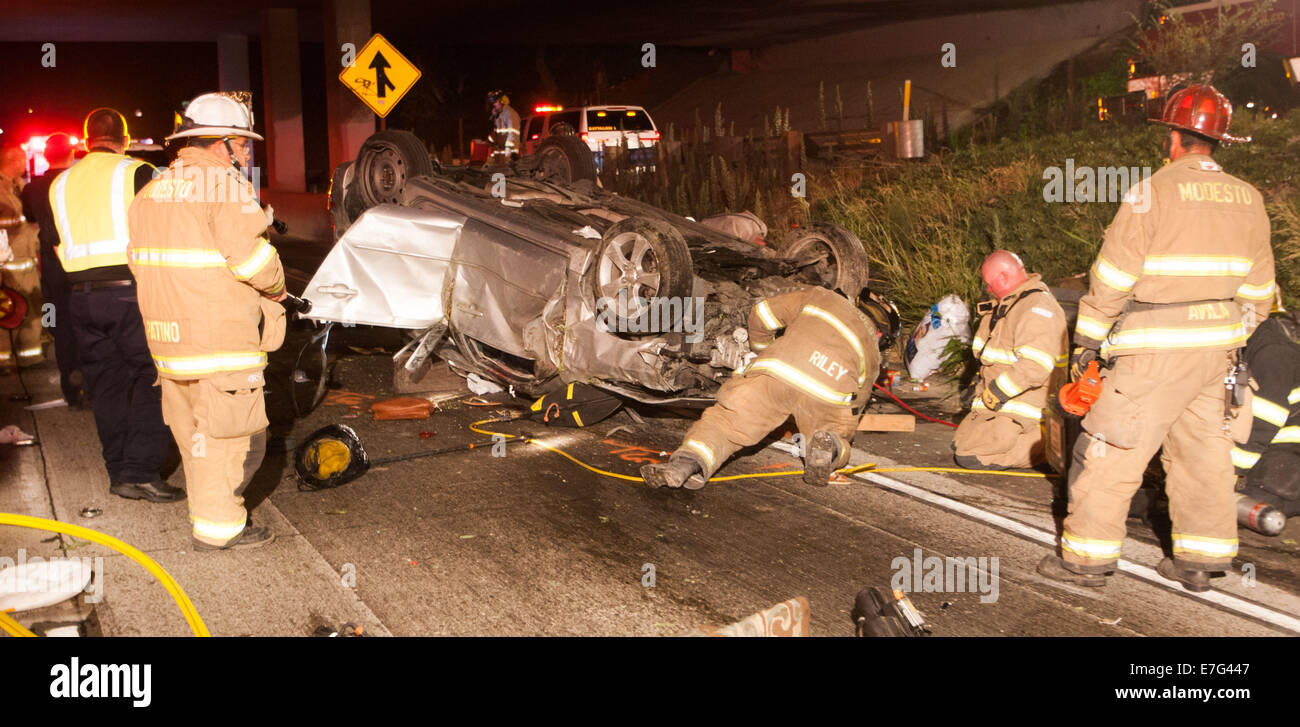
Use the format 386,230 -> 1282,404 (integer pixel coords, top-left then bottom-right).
339,34 -> 421,118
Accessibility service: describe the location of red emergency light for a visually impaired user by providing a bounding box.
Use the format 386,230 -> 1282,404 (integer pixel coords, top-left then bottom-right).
534,104 -> 563,113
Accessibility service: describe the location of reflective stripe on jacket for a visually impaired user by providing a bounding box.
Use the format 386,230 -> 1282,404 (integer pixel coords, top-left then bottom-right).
127,146 -> 285,383
50,152 -> 151,272
1231,317 -> 1300,475
1075,154 -> 1274,358
744,286 -> 879,407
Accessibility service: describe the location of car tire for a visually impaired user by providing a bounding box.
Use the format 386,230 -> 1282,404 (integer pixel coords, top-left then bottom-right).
327,161 -> 368,239
779,223 -> 871,298
534,134 -> 599,186
587,217 -> 694,335
352,130 -> 437,207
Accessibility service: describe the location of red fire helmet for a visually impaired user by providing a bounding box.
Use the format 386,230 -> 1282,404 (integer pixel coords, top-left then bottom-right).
1153,84 -> 1250,143
0,286 -> 28,329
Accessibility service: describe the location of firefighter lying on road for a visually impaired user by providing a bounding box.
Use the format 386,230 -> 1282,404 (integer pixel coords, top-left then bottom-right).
953,250 -> 1068,471
641,286 -> 882,490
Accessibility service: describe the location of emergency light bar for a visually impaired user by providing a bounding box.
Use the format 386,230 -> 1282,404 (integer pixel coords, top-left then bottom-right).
534,104 -> 563,113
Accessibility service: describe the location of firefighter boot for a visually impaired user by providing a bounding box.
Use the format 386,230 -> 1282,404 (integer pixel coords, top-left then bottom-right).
804,430 -> 849,486
1156,557 -> 1210,593
194,524 -> 275,552
641,452 -> 707,490
1036,554 -> 1108,587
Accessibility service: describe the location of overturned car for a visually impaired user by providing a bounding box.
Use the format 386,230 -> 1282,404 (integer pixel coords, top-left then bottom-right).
302,130 -> 894,410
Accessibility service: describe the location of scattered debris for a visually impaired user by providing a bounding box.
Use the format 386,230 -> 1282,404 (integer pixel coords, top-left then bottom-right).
0,425 -> 35,445
78,507 -> 102,519
1100,616 -> 1123,626
466,373 -> 504,395
418,431 -> 435,439
312,623 -> 367,637
24,399 -> 66,411
371,396 -> 434,421
459,534 -> 476,539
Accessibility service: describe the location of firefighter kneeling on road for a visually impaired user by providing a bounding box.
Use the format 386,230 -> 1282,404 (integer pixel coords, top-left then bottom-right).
128,93 -> 288,550
1036,84 -> 1275,592
953,250 -> 1067,470
641,286 -> 883,490
1232,296 -> 1300,518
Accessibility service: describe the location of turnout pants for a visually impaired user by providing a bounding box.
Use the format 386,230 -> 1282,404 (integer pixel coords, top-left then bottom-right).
0,264 -> 44,368
1063,351 -> 1240,572
677,372 -> 859,478
953,409 -> 1043,468
69,285 -> 168,484
161,378 -> 268,547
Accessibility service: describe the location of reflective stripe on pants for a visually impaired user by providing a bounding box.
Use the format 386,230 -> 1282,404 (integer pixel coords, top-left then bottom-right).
677,372 -> 859,478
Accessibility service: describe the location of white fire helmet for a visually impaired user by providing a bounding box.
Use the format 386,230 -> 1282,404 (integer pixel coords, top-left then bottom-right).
166,93 -> 264,142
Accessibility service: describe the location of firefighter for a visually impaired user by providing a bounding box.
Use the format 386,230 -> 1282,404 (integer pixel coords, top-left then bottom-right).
127,92 -> 287,550
1231,297 -> 1300,518
1037,84 -> 1275,592
641,286 -> 881,489
21,133 -> 80,402
954,251 -> 1067,470
487,90 -> 520,161
49,109 -> 182,502
0,145 -> 44,371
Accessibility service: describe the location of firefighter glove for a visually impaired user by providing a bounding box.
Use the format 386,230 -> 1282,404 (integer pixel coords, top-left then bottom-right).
980,381 -> 1011,411
1069,346 -> 1098,382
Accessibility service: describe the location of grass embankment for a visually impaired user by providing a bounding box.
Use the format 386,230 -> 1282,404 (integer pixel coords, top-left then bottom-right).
818,112 -> 1300,323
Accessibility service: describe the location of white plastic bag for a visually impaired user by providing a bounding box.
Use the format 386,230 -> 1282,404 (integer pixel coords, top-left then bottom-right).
904,294 -> 971,381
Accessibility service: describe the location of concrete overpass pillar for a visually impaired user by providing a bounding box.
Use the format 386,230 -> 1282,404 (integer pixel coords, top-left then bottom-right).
261,8 -> 307,192
217,34 -> 250,92
324,0 -> 374,172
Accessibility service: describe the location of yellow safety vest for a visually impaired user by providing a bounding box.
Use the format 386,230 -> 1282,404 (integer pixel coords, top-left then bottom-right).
49,152 -> 151,272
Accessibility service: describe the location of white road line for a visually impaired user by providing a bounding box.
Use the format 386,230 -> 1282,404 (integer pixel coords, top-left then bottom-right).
857,471 -> 1300,633
767,440 -> 1300,634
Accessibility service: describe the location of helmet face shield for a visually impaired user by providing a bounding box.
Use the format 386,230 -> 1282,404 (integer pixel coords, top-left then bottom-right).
295,425 -> 370,490
857,288 -> 902,352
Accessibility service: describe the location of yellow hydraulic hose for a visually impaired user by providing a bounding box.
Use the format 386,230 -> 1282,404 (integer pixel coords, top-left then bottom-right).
0,513 -> 209,637
0,610 -> 37,637
468,417 -> 1056,484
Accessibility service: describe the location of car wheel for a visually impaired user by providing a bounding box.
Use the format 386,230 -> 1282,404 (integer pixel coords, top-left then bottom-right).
780,223 -> 871,298
587,217 -> 693,335
353,130 -> 437,207
328,161 -> 367,239
534,135 -> 598,185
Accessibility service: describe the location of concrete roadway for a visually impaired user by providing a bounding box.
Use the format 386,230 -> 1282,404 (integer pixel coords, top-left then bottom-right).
4,320 -> 1298,637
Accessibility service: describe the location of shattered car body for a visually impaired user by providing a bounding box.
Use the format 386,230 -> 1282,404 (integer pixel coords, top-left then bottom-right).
305,131 -> 873,406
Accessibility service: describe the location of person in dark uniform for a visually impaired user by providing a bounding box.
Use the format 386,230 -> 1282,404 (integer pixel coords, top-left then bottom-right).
21,132 -> 82,404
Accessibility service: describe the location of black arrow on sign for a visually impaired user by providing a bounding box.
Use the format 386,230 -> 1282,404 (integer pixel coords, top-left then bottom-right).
370,51 -> 397,99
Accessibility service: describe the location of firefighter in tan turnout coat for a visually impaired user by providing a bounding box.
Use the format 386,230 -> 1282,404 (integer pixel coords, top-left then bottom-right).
1037,84 -> 1275,592
642,286 -> 881,489
128,93 -> 287,550
954,251 -> 1067,470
